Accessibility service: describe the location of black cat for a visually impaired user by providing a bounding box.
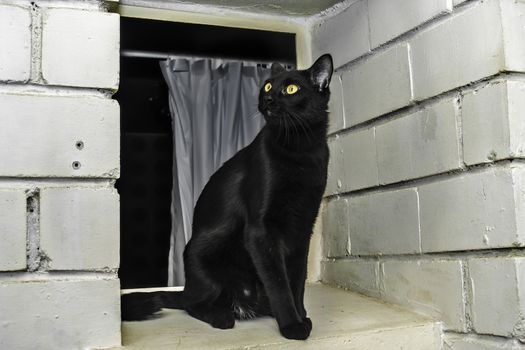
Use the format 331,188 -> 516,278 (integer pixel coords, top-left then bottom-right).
121,54 -> 333,340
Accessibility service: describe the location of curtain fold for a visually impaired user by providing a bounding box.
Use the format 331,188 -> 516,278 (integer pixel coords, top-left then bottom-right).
160,58 -> 270,286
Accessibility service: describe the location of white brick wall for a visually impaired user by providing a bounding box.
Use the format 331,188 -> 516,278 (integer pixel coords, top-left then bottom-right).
339,128 -> 379,191
342,43 -> 412,127
376,98 -> 461,184
462,80 -> 525,165
409,0 -> 503,101
41,9 -> 119,89
381,259 -> 466,331
0,93 -> 120,178
368,0 -> 451,48
348,188 -> 420,255
327,74 -> 344,134
501,0 -> 525,72
321,259 -> 380,297
322,165 -> 525,256
0,4 -> 31,82
0,1 -> 121,348
0,190 -> 26,271
452,0 -> 469,6
0,277 -> 121,350
322,197 -> 350,258
444,334 -> 521,350
40,187 -> 120,270
314,0 -> 525,341
469,257 -> 525,339
326,136 -> 344,195
507,82 -> 525,159
419,167 -> 525,252
310,0 -> 369,68
326,128 -> 380,194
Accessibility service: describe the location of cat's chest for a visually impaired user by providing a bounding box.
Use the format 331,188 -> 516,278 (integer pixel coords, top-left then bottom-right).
265,153 -> 328,205
272,152 -> 328,187
246,138 -> 328,209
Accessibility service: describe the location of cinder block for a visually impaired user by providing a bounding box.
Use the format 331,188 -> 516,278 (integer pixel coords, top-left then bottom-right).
0,5 -> 31,82
327,74 -> 344,134
452,0 -> 469,6
462,82 -> 509,164
41,9 -> 119,89
0,277 -> 121,349
342,43 -> 412,127
40,187 -> 119,270
325,128 -> 379,195
322,197 -> 350,258
462,81 -> 525,165
444,334 -> 520,350
419,167 -> 525,252
0,189 -> 26,271
325,136 -> 344,196
507,82 -> 525,159
340,128 -> 379,191
376,98 -> 461,184
409,0 -> 503,100
368,0 -> 451,48
310,0 -> 369,69
348,188 -> 420,255
469,257 -> 525,339
321,259 -> 380,297
0,93 -> 120,178
501,0 -> 525,73
381,259 -> 466,331
512,168 -> 525,245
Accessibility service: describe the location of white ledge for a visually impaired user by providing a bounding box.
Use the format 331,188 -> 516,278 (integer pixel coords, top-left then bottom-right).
113,283 -> 440,349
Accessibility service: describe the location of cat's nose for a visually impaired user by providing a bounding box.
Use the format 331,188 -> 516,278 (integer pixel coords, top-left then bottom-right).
263,94 -> 273,104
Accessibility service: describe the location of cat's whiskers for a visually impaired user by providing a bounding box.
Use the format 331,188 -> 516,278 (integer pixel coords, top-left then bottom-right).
296,116 -> 313,142
285,114 -> 299,139
288,113 -> 305,138
282,116 -> 288,144
284,116 -> 291,145
288,112 -> 313,144
296,111 -> 314,134
290,117 -> 302,145
277,117 -> 284,142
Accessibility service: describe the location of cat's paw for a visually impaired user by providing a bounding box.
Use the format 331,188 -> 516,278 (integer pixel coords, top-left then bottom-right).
279,320 -> 312,340
210,313 -> 235,330
302,317 -> 312,332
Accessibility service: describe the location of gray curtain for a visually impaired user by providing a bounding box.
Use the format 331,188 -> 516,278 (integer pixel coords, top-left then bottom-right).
160,58 -> 270,286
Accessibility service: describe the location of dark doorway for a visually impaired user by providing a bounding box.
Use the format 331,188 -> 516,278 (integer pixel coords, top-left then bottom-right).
115,16 -> 296,289
115,57 -> 173,289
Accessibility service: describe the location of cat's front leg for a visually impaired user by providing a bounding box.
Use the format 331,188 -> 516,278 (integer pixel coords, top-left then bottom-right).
287,246 -> 311,331
246,226 -> 312,340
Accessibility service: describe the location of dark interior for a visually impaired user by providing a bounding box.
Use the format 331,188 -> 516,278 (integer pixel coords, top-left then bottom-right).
115,17 -> 296,289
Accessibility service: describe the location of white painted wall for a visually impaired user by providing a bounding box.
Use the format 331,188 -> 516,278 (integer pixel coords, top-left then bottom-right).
314,0 -> 525,347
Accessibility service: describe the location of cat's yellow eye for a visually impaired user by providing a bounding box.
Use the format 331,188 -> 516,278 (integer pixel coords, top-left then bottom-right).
264,82 -> 272,92
286,84 -> 299,95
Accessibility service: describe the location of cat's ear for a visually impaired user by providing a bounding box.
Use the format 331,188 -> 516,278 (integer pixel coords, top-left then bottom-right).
309,54 -> 333,92
271,62 -> 285,75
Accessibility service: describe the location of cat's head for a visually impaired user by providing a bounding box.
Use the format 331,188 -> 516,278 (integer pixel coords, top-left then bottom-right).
258,54 -> 333,127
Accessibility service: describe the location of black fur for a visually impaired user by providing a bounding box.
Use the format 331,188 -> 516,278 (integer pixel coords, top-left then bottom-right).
121,55 -> 333,340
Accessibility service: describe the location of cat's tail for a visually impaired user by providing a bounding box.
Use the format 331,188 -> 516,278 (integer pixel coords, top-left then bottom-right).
121,291 -> 184,321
